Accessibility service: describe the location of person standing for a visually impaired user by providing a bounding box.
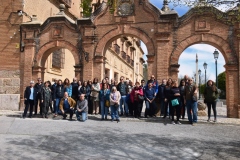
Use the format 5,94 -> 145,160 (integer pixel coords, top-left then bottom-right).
110,86 -> 121,122
90,78 -> 100,115
34,78 -> 43,115
157,79 -> 166,117
170,80 -> 181,125
40,81 -> 52,118
53,79 -> 64,117
99,83 -> 110,120
51,78 -> 58,113
71,77 -> 79,101
59,92 -> 76,120
144,81 -> 156,118
184,78 -> 198,125
64,78 -> 72,97
130,82 -> 144,118
146,75 -> 158,96
75,94 -> 88,122
139,79 -> 146,117
163,78 -> 172,118
117,76 -> 128,116
22,81 -> 36,118
179,79 -> 186,119
203,80 -> 219,122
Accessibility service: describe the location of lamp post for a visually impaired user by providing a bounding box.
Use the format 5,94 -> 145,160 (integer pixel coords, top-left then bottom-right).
213,49 -> 219,88
198,69 -> 201,99
203,62 -> 208,86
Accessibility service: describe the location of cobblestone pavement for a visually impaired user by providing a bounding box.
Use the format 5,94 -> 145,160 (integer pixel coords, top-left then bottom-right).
0,106 -> 240,159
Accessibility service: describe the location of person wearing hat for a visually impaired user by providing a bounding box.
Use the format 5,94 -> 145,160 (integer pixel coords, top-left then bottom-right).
22,81 -> 36,118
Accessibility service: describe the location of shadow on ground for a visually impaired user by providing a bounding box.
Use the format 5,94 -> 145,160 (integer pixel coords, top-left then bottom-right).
1,125 -> 240,160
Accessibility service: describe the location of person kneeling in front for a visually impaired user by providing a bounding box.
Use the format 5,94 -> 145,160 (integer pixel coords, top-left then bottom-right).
75,94 -> 88,122
59,92 -> 76,120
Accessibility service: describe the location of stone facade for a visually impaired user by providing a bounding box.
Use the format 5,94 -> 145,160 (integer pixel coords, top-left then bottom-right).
0,0 -> 240,118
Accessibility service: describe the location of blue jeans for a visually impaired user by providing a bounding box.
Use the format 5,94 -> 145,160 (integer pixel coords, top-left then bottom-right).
55,98 -> 61,114
75,110 -> 87,122
186,100 -> 198,123
145,100 -> 156,117
111,105 -> 119,120
119,96 -> 128,114
100,101 -> 109,119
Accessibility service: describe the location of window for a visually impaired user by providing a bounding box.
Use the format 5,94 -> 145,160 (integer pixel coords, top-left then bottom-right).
52,49 -> 65,69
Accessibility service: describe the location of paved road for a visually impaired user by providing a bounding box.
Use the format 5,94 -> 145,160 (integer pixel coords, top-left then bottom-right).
0,115 -> 239,160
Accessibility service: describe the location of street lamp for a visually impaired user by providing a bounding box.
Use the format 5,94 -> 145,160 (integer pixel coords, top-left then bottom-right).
203,62 -> 208,86
198,69 -> 201,99
213,49 -> 219,88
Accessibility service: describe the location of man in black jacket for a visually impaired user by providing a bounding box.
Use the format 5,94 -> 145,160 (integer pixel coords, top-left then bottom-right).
157,79 -> 166,117
34,78 -> 43,115
22,81 -> 36,118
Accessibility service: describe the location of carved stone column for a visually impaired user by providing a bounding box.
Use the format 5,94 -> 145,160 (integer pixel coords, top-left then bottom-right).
74,64 -> 83,81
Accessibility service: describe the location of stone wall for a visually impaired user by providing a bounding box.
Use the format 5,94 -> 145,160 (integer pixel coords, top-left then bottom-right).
0,70 -> 20,110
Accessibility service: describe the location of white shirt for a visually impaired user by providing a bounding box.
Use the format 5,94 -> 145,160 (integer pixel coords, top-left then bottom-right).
29,87 -> 34,100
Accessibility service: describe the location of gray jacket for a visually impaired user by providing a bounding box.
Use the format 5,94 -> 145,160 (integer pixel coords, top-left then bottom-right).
76,99 -> 88,112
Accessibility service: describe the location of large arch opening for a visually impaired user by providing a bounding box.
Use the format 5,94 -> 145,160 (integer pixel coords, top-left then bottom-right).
102,35 -> 148,84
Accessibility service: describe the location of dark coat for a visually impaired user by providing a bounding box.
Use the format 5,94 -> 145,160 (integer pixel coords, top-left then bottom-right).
79,86 -> 91,98
157,84 -> 165,99
24,86 -> 36,105
53,84 -> 64,99
40,87 -> 52,108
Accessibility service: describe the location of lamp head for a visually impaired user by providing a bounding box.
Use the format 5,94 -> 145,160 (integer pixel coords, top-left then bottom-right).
213,49 -> 219,60
198,69 -> 201,75
203,62 -> 207,70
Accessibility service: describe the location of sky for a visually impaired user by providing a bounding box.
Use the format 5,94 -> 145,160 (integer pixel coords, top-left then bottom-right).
140,0 -> 228,82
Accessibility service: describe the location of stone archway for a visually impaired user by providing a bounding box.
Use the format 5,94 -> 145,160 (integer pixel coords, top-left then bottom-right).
170,34 -> 239,118
93,25 -> 156,80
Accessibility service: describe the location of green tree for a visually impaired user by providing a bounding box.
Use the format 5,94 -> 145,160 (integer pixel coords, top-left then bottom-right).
80,0 -> 92,18
218,71 -> 226,99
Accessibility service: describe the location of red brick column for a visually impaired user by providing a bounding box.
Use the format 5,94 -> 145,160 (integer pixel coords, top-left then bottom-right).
20,39 -> 35,109
225,64 -> 239,118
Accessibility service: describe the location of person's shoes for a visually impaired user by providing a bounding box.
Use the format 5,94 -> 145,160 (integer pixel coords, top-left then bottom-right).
177,121 -> 181,125
117,119 -> 120,123
54,114 -> 58,117
111,119 -> 114,122
163,116 -> 166,119
22,114 -> 26,119
69,117 -> 73,121
45,115 -> 48,119
120,113 -> 123,116
213,119 -> 217,123
207,118 -> 210,122
101,118 -> 104,120
42,115 -> 45,118
105,117 -> 108,120
28,116 -> 32,118
63,114 -> 67,119
172,121 -> 175,125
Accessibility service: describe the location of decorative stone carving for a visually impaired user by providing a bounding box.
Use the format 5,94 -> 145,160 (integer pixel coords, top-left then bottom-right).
117,0 -> 134,16
195,20 -> 210,32
52,25 -> 63,38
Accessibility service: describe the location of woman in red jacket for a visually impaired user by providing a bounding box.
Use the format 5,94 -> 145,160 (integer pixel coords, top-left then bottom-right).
130,82 -> 144,118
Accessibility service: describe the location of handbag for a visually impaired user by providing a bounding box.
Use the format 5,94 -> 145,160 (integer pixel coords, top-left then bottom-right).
138,95 -> 144,101
171,99 -> 179,106
105,100 -> 110,107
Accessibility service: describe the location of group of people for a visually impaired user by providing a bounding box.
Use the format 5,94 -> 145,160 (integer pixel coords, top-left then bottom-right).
22,74 -> 219,124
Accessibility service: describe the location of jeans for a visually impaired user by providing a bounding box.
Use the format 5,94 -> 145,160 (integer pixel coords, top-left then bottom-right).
75,110 -> 87,121
58,108 -> 74,119
111,105 -> 119,120
207,101 -> 217,119
145,100 -> 156,117
186,100 -> 198,123
55,98 -> 61,114
119,96 -> 128,114
100,100 -> 109,119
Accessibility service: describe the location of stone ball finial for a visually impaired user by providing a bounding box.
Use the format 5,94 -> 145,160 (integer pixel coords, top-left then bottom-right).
59,3 -> 66,12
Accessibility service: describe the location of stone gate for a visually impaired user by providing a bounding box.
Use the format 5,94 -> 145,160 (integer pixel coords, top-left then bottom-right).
20,1 -> 240,118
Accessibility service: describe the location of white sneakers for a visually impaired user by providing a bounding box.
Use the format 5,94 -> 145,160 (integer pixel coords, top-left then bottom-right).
172,121 -> 181,125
